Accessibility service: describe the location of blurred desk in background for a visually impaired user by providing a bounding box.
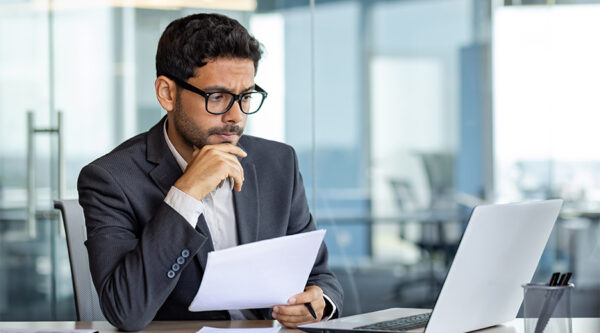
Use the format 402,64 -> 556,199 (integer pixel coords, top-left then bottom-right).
558,207 -> 600,290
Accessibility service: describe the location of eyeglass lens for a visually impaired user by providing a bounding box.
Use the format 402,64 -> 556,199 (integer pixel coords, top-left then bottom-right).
207,92 -> 265,114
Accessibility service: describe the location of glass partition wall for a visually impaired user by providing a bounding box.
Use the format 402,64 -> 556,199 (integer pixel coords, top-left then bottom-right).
493,1 -> 600,316
1,0 -> 598,321
0,1 -> 70,319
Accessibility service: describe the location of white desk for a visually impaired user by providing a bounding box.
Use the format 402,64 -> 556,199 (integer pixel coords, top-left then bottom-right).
475,318 -> 599,332
0,319 -> 598,332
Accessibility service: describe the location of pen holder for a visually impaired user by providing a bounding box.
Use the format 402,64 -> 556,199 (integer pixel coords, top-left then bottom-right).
522,283 -> 574,333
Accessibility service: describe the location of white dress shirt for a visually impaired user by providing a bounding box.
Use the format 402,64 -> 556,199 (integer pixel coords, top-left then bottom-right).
161,121 -> 336,320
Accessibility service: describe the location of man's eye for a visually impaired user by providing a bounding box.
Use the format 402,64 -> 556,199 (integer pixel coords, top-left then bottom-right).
208,93 -> 224,101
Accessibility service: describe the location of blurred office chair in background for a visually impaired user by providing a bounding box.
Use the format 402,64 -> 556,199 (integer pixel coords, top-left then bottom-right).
388,178 -> 446,306
419,152 -> 464,266
420,152 -> 455,210
388,152 -> 463,306
53,200 -> 105,321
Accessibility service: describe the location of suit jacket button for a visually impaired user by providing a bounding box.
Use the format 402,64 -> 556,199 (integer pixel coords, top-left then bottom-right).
181,249 -> 190,258
167,270 -> 176,279
177,256 -> 185,265
172,263 -> 180,272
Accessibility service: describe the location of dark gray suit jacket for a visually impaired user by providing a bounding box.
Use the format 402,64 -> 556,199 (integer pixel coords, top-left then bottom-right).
77,117 -> 343,331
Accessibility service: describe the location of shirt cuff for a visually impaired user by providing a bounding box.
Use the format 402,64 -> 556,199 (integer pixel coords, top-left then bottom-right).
164,186 -> 204,228
322,294 -> 338,320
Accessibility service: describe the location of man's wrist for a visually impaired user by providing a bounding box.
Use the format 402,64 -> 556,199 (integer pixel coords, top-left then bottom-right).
173,179 -> 210,201
164,186 -> 204,228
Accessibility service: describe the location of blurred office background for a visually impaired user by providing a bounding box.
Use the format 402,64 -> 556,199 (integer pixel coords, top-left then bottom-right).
1,0 -> 599,320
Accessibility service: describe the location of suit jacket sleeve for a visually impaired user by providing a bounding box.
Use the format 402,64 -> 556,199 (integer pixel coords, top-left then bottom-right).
78,163 -> 207,331
286,147 -> 344,318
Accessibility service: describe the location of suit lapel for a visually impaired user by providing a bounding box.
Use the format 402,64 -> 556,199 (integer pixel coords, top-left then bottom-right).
148,161 -> 182,197
195,214 -> 214,270
233,158 -> 260,245
146,116 -> 182,196
145,117 -> 214,271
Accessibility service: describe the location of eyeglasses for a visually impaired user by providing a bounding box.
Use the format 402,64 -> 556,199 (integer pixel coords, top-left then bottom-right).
167,75 -> 268,115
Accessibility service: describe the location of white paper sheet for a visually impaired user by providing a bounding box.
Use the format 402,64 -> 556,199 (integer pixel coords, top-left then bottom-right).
189,229 -> 326,311
196,327 -> 281,333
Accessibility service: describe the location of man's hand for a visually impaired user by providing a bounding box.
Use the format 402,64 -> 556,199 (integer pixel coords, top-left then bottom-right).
272,286 -> 326,328
174,144 -> 247,200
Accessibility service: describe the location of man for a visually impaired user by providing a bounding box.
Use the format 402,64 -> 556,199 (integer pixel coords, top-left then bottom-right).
77,13 -> 343,332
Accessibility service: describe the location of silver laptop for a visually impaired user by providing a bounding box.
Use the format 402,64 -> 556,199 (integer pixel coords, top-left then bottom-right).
300,200 -> 563,333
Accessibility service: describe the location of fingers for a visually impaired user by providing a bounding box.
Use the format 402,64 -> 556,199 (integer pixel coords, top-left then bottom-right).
196,145 -> 245,189
175,143 -> 247,200
272,307 -> 314,328
272,304 -> 316,328
216,151 -> 244,189
272,286 -> 326,328
289,285 -> 323,304
205,143 -> 247,158
199,144 -> 244,173
274,304 -> 310,316
221,155 -> 244,191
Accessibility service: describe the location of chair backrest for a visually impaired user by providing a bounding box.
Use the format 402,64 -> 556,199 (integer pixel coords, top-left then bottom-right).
54,199 -> 106,321
419,152 -> 455,209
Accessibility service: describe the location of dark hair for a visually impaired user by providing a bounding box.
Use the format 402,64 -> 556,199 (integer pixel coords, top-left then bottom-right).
155,13 -> 263,80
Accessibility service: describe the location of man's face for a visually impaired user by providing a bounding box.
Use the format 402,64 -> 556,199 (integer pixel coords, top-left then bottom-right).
172,57 -> 255,149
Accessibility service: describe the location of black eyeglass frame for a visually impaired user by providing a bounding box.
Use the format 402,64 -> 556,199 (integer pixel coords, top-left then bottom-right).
167,75 -> 268,115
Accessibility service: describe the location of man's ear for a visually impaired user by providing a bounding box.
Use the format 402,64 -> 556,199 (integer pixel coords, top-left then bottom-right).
155,76 -> 178,112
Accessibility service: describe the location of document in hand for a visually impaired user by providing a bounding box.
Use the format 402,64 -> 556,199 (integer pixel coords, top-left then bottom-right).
188,229 -> 326,311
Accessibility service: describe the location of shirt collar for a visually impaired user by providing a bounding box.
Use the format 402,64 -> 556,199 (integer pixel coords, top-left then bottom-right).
163,119 -> 233,191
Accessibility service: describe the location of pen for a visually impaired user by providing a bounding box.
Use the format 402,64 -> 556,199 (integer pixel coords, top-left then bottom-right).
305,302 -> 318,319
549,272 -> 560,286
557,272 -> 572,286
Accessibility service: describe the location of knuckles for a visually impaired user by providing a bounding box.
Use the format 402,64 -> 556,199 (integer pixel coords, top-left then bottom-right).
214,159 -> 228,170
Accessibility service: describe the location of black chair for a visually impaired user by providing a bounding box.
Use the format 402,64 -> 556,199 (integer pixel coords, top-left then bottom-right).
388,153 -> 462,306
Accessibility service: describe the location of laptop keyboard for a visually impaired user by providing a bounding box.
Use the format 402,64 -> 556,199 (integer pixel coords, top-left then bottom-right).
354,313 -> 431,332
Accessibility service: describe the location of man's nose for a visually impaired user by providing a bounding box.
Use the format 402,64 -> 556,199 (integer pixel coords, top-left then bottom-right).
222,100 -> 244,124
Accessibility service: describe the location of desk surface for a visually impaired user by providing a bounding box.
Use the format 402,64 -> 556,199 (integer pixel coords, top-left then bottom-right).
0,321 -> 280,332
0,319 -> 599,333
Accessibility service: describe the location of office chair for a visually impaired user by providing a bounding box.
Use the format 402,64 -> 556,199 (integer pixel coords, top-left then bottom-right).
418,152 -> 463,267
420,152 -> 455,210
388,178 -> 444,306
54,199 -> 106,321
388,154 -> 463,306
